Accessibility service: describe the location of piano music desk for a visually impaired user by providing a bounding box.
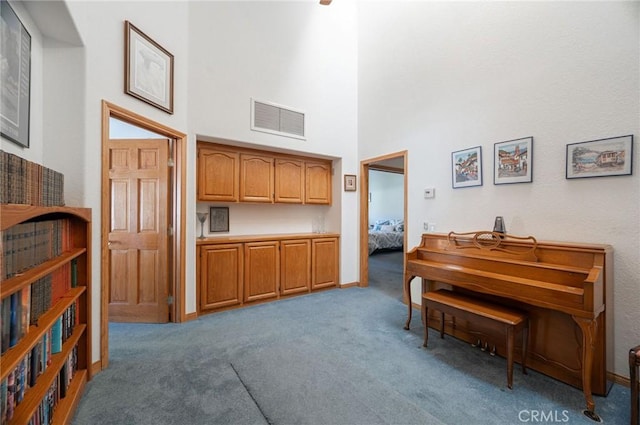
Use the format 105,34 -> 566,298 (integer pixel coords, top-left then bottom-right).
422,289 -> 528,389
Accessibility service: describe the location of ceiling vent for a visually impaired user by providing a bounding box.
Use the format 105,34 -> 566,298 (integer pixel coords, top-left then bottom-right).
251,99 -> 306,140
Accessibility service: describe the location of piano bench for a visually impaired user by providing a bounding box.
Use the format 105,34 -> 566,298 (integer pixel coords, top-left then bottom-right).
422,289 -> 529,389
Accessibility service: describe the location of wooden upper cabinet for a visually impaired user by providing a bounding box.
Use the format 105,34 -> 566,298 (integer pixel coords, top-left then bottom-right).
240,153 -> 274,203
275,158 -> 304,203
305,161 -> 332,205
198,146 -> 239,202
197,141 -> 333,205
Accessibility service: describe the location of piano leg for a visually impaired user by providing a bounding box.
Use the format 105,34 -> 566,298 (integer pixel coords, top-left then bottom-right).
572,316 -> 601,422
403,274 -> 417,330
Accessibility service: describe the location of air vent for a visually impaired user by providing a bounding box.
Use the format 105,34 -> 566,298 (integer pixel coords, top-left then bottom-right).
251,99 -> 306,140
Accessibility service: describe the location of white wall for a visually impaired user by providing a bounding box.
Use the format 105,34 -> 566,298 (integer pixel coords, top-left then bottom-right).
368,170 -> 403,225
358,1 -> 640,377
188,1 -> 359,288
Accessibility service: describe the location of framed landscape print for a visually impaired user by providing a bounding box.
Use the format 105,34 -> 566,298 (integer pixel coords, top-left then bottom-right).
566,135 -> 633,179
0,0 -> 31,147
494,137 -> 533,185
125,20 -> 174,114
452,146 -> 482,188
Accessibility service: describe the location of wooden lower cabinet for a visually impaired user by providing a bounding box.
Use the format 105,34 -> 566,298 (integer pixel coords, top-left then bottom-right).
200,243 -> 244,310
244,241 -> 280,302
312,237 -> 339,290
280,239 -> 312,295
198,234 -> 339,313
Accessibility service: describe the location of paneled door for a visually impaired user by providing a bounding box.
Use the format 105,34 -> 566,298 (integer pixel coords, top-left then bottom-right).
107,139 -> 170,323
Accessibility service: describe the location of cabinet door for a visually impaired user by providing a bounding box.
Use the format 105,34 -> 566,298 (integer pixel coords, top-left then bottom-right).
200,244 -> 243,310
305,161 -> 332,205
240,153 -> 274,202
198,147 -> 239,201
280,239 -> 311,295
311,237 -> 339,290
244,241 -> 280,302
274,158 -> 304,203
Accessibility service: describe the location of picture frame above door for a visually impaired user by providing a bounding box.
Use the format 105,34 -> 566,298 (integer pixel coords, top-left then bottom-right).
124,20 -> 174,114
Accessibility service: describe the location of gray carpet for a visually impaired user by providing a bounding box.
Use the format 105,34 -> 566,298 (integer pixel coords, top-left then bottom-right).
72,254 -> 629,424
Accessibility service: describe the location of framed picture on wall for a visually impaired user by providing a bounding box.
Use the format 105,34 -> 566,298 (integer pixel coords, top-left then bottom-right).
494,137 -> 533,185
0,0 -> 31,148
209,207 -> 229,232
566,135 -> 633,179
125,20 -> 174,114
344,174 -> 357,191
452,146 -> 482,188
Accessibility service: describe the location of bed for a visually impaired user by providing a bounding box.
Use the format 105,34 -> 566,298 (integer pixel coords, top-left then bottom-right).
368,219 -> 404,255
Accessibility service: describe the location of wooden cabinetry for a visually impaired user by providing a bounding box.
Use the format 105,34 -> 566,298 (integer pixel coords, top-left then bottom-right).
274,159 -> 304,204
312,237 -> 340,290
305,161 -> 332,205
0,205 -> 91,425
197,233 -> 339,313
199,243 -> 243,310
240,153 -> 274,203
197,146 -> 239,202
280,239 -> 311,295
197,142 -> 332,205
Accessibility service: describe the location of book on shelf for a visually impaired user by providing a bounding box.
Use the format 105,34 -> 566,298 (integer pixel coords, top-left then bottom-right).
0,150 -> 65,207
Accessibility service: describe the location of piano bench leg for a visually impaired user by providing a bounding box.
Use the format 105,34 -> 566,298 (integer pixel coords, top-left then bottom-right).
422,302 -> 429,348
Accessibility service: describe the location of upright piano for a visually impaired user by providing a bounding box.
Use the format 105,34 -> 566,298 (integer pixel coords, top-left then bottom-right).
404,231 -> 612,419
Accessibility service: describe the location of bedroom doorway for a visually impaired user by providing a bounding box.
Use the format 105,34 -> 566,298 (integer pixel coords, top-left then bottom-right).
359,151 -> 407,303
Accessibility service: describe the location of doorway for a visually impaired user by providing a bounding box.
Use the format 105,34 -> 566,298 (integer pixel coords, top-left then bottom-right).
100,101 -> 187,370
359,151 -> 408,303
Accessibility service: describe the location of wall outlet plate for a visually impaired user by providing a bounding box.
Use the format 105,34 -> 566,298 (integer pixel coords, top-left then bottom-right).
424,188 -> 435,198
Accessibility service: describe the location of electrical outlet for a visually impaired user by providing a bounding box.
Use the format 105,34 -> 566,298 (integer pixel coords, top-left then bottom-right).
428,223 -> 436,232
424,188 -> 435,199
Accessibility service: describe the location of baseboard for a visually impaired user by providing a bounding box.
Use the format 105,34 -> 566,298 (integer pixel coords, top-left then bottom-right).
184,311 -> 198,322
339,281 -> 358,288
608,371 -> 630,388
90,360 -> 102,378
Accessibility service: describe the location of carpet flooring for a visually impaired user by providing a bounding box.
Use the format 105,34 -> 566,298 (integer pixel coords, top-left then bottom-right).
72,251 -> 630,424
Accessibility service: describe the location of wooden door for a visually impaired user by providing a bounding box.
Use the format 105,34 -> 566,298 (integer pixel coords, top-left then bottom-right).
200,243 -> 243,311
244,241 -> 279,302
280,239 -> 311,295
107,139 -> 170,323
197,146 -> 239,201
312,237 -> 339,290
305,161 -> 332,205
240,153 -> 274,202
275,158 -> 304,203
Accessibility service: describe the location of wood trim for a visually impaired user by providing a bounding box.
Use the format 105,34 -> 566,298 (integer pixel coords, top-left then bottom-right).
339,281 -> 359,288
184,311 -> 198,322
100,100 -> 187,371
359,151 -> 408,290
368,164 -> 404,174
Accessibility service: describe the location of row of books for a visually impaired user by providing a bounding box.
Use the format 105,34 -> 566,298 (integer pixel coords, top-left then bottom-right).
1,269 -> 77,355
0,151 -> 65,207
0,344 -> 78,425
1,219 -> 71,281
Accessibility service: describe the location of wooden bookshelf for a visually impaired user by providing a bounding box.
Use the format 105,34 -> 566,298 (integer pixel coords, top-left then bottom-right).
1,204 -> 91,424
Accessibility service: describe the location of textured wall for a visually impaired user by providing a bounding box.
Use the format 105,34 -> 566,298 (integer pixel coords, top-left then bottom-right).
358,1 -> 639,376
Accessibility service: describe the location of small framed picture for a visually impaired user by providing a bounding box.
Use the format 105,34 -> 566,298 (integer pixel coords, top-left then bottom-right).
494,137 -> 533,185
344,174 -> 357,191
125,20 -> 174,114
209,207 -> 229,232
452,146 -> 482,188
566,135 -> 633,179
